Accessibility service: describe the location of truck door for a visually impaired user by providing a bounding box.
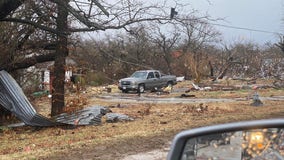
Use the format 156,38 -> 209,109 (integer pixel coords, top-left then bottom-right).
146,72 -> 156,89
154,71 -> 163,88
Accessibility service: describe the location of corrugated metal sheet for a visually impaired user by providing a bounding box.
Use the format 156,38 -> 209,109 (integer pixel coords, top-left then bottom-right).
0,70 -> 110,127
54,106 -> 111,125
0,70 -> 58,126
105,113 -> 134,123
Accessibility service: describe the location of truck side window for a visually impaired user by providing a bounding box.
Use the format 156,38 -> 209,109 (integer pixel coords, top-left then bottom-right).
147,72 -> 154,79
154,72 -> 160,78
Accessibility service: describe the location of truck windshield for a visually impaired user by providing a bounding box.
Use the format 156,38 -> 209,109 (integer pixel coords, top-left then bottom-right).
130,71 -> 147,79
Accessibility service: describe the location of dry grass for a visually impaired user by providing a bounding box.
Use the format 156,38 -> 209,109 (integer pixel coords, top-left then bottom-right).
0,81 -> 284,160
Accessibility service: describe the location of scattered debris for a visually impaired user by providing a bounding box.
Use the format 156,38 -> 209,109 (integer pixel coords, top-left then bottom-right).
0,70 -> 128,127
191,83 -> 212,91
221,87 -> 234,91
248,86 -> 263,106
203,86 -> 212,91
182,103 -> 208,113
176,76 -> 185,82
195,103 -> 208,113
0,70 -> 59,127
105,87 -> 112,93
156,85 -> 173,95
137,105 -> 151,116
185,89 -> 191,93
55,106 -> 112,125
273,80 -> 284,88
88,86 -> 113,95
163,85 -> 173,93
108,103 -> 128,108
179,94 -> 196,98
156,91 -> 169,95
32,90 -> 49,98
247,79 -> 257,85
159,121 -> 168,124
192,82 -> 201,90
250,92 -> 263,107
105,113 -> 134,123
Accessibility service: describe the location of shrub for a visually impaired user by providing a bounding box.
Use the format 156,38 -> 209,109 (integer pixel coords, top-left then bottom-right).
85,72 -> 108,86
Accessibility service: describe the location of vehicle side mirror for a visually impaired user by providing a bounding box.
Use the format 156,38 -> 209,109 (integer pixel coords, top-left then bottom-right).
167,119 -> 284,160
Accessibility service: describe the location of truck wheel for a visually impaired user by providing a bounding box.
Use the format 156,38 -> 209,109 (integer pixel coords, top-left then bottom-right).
138,84 -> 145,93
122,90 -> 128,93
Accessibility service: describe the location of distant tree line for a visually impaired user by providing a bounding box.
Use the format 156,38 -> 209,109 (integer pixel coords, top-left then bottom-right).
0,0 -> 283,121
73,29 -> 284,85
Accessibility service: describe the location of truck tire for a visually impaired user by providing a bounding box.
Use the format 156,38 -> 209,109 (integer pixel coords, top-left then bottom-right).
138,84 -> 145,93
122,90 -> 128,93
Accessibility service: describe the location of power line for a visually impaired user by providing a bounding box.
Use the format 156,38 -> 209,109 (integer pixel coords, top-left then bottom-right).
85,33 -> 153,70
210,23 -> 283,35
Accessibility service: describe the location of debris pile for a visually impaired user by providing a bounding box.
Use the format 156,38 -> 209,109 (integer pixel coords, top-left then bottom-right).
0,70 -> 58,127
273,80 -> 284,88
179,94 -> 196,98
182,103 -> 208,114
89,86 -> 113,95
55,106 -> 112,125
191,83 -> 212,91
156,85 -> 173,95
249,86 -> 264,107
0,70 -> 133,127
105,113 -> 134,123
250,92 -> 263,107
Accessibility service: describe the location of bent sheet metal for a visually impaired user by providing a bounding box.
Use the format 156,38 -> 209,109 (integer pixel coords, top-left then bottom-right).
0,70 -> 110,127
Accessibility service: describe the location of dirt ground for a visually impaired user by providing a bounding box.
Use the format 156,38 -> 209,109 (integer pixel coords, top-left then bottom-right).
1,80 -> 284,160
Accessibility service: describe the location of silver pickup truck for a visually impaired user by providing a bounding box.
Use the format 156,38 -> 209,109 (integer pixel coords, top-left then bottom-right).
118,70 -> 177,93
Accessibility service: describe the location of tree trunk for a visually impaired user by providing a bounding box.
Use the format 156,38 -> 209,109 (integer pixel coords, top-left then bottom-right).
51,0 -> 68,116
193,52 -> 201,83
0,0 -> 24,19
209,61 -> 214,77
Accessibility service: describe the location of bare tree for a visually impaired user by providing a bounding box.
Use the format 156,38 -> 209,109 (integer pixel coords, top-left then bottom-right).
276,36 -> 284,56
174,15 -> 221,82
149,26 -> 180,74
0,0 -> 174,116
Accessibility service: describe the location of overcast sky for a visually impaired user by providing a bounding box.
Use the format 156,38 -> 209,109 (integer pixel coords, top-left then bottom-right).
188,0 -> 284,45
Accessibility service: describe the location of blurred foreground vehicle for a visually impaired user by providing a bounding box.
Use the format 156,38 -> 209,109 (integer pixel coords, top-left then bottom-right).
167,119 -> 284,160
